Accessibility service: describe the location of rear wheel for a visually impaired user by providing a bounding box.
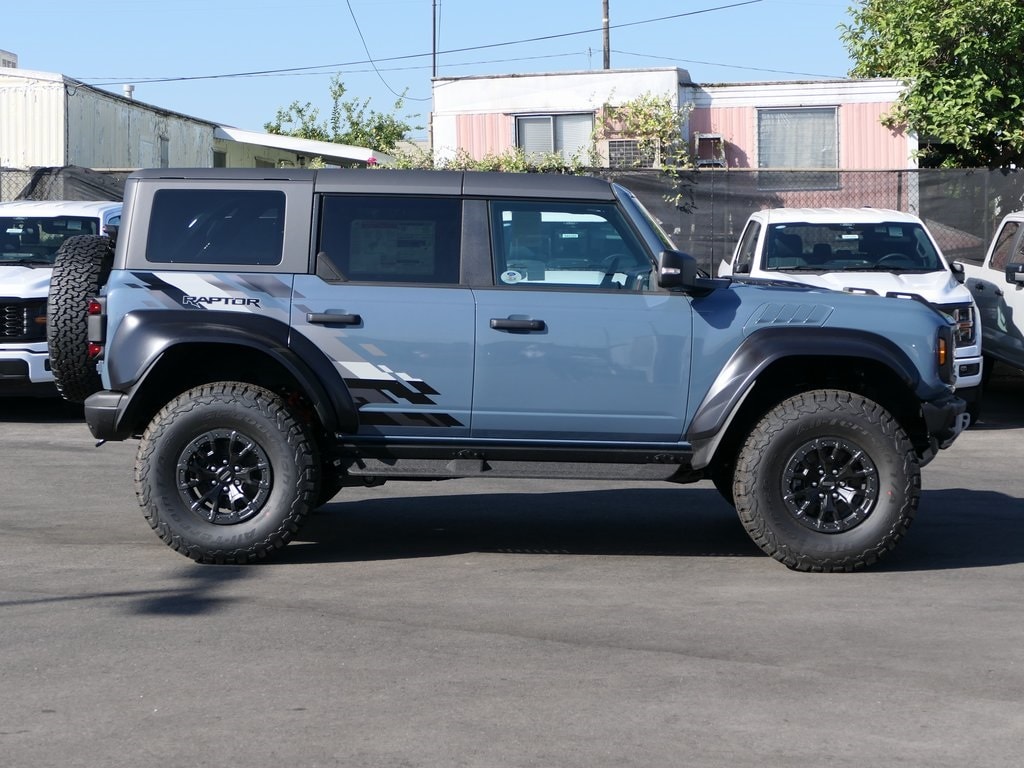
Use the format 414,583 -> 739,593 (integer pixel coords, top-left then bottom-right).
46,235 -> 112,403
733,389 -> 919,572
135,382 -> 318,563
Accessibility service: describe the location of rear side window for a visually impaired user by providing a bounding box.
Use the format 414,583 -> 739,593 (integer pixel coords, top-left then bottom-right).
146,189 -> 285,265
316,195 -> 462,284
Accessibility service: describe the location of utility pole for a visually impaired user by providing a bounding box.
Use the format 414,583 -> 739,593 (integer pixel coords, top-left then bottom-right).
602,0 -> 610,69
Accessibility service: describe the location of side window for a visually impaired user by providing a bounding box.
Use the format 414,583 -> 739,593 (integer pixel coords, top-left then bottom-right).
989,221 -> 1021,271
489,200 -> 649,290
733,220 -> 761,273
317,195 -> 461,284
146,189 -> 284,265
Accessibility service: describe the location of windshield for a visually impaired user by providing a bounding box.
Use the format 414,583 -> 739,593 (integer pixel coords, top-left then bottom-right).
762,221 -> 945,273
1,215 -> 101,265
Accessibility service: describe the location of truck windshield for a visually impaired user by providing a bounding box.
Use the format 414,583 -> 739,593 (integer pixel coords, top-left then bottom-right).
763,221 -> 945,273
1,216 -> 101,265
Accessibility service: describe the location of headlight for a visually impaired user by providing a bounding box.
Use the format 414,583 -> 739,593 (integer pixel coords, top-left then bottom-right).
940,304 -> 975,346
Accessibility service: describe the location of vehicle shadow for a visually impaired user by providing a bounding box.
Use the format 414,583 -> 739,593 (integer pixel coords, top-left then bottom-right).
277,486 -> 1024,572
972,363 -> 1024,431
0,396 -> 84,423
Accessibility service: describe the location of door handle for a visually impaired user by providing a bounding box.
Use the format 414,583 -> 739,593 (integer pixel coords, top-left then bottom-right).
306,312 -> 362,325
490,317 -> 546,332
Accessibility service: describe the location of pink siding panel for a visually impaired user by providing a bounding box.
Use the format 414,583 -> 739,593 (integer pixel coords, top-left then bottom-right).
840,102 -> 908,169
692,102 -> 907,170
456,113 -> 513,160
690,107 -> 756,168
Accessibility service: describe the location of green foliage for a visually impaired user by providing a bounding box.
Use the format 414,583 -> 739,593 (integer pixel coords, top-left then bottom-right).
601,91 -> 694,168
840,0 -> 1024,167
264,75 -> 419,154
388,146 -> 593,174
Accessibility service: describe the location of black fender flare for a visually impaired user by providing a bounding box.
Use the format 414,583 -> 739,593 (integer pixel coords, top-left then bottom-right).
106,310 -> 358,434
686,327 -> 922,465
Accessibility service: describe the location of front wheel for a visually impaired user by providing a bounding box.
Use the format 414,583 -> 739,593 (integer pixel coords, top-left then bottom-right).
732,390 -> 920,572
135,382 -> 319,563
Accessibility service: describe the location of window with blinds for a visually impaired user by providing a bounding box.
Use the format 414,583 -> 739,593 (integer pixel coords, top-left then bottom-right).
515,114 -> 594,161
757,107 -> 839,191
757,107 -> 838,169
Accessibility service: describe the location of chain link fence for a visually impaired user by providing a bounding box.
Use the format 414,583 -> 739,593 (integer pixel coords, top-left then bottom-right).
5,165 -> 1024,270
0,167 -> 128,203
606,168 -> 1024,272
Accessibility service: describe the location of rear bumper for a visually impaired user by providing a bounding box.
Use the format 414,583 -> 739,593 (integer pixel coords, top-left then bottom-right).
83,390 -> 133,440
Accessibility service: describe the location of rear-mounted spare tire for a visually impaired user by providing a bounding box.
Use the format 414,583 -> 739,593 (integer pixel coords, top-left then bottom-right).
47,235 -> 113,403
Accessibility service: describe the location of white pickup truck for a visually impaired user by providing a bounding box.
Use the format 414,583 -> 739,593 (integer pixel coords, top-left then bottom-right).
1,199 -> 121,396
719,207 -> 984,420
957,210 -> 1024,374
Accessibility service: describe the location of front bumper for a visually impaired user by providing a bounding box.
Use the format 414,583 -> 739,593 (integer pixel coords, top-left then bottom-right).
919,391 -> 968,466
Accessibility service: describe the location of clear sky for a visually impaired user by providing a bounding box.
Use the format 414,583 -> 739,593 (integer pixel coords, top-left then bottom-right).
5,0 -> 857,140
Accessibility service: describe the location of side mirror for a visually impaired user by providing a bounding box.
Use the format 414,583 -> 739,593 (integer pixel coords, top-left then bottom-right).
656,250 -> 726,294
656,249 -> 698,289
950,260 -> 966,284
1005,262 -> 1024,286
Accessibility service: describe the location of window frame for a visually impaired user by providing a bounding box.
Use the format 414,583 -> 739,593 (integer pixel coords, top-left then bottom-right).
488,198 -> 651,291
514,112 -> 594,162
315,194 -> 463,285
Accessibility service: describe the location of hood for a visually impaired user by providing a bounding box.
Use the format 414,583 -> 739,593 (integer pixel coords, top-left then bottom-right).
773,269 -> 973,304
0,265 -> 54,299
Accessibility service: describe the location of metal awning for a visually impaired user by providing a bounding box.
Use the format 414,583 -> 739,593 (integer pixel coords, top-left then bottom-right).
214,126 -> 393,166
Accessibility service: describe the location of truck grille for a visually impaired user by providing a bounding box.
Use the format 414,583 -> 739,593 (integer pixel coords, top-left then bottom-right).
1,300 -> 47,342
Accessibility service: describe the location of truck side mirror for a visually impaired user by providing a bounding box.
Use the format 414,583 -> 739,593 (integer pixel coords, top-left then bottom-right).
1005,262 -> 1024,286
950,260 -> 966,284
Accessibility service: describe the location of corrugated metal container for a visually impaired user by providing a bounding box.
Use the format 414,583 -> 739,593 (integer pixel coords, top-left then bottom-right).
0,70 -> 66,166
65,86 -> 213,168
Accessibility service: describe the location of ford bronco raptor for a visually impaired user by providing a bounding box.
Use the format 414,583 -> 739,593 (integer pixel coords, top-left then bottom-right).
47,168 -> 967,571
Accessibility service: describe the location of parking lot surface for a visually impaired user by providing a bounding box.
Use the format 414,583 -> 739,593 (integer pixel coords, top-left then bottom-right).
2,369 -> 1023,768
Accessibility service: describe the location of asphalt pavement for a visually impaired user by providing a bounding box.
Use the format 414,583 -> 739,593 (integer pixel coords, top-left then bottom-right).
2,368 -> 1023,768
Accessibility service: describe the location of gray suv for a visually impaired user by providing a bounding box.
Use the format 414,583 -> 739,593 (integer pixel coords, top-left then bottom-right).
47,168 -> 967,571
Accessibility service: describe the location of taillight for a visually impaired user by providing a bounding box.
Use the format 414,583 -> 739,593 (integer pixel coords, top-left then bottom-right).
87,297 -> 107,360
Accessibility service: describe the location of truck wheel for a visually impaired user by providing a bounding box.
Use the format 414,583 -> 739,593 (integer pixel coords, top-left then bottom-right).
135,382 -> 318,563
46,235 -> 112,403
733,390 -> 919,572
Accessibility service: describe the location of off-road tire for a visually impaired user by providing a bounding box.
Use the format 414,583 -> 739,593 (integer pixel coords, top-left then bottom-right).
135,382 -> 318,563
733,389 -> 920,573
46,235 -> 112,403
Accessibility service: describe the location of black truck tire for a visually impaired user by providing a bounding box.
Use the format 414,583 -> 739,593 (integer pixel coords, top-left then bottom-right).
732,389 -> 919,573
135,382 -> 319,563
46,235 -> 112,403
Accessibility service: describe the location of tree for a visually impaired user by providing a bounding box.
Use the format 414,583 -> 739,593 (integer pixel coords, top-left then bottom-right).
840,0 -> 1024,167
264,75 -> 418,154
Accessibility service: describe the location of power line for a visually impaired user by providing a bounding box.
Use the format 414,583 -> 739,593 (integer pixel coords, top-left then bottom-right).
80,0 -> 764,88
345,0 -> 408,100
612,49 -> 847,80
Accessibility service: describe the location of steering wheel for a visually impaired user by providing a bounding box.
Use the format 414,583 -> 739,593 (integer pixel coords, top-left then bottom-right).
876,253 -> 915,268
